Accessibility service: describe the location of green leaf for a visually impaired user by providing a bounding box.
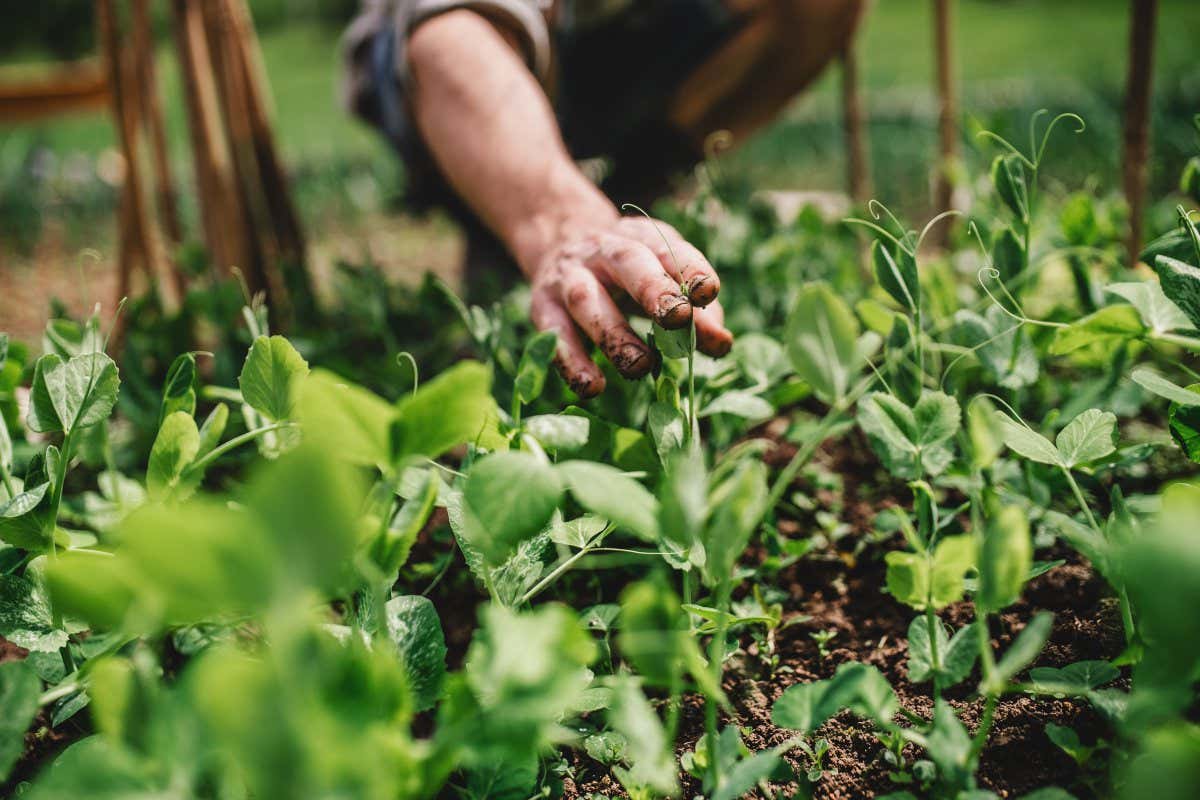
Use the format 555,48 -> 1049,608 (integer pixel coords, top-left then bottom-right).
991,612 -> 1053,689
1106,282 -> 1193,333
160,352 -> 197,422
515,330 -> 558,405
658,451 -> 708,559
147,411 -> 201,500
907,617 -> 979,687
369,468 -> 439,575
652,322 -> 692,360
557,460 -> 659,541
607,676 -> 678,796
886,535 -> 975,611
524,413 -> 589,452
992,226 -> 1026,282
466,754 -> 539,800
0,481 -> 51,551
0,414 -> 11,474
991,153 -> 1029,220
647,401 -> 686,463
298,369 -> 395,468
0,661 -> 40,781
393,361 -> 502,461
701,460 -> 768,586
1050,304 -> 1146,356
238,335 -> 309,422
785,282 -> 861,404
619,581 -> 704,692
0,572 -> 68,652
548,514 -> 607,549
1131,367 -> 1200,407
1153,255 -> 1200,329
856,391 -> 960,479
924,699 -> 973,791
713,747 -> 784,800
1169,385 -> 1200,463
699,390 -> 773,420
385,594 -> 447,713
954,306 -> 1039,389
872,240 -> 918,312
196,403 -> 229,459
996,413 -> 1060,465
27,352 -> 120,434
1029,660 -> 1118,695
465,451 -> 563,561
977,505 -> 1032,614
1054,409 -> 1118,468
772,662 -> 897,734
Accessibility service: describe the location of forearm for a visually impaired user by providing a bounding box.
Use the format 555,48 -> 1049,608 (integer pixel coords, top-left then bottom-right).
407,11 -> 615,276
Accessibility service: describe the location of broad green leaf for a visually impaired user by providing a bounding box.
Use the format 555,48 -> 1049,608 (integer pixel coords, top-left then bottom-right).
886,535 -> 975,611
785,282 -> 861,404
618,581 -> 703,691
967,397 -> 1005,469
1050,304 -> 1146,356
773,662 -> 896,734
647,401 -> 686,463
954,306 -> 1039,389
0,572 -> 67,652
147,411 -> 201,500
1106,282 -> 1194,333
942,622 -> 983,687
0,661 -> 40,781
1029,660 -> 1119,695
991,611 -> 1053,689
907,616 -> 979,687
465,451 -> 563,561
658,451 -> 708,559
1154,255 -> 1200,329
298,369 -> 395,468
548,514 -> 607,549
996,413 -> 1060,465
1131,367 -> 1200,407
27,352 -> 120,434
699,390 -> 773,420
0,481 -> 51,551
393,361 -> 502,461
515,330 -> 557,405
385,594 -> 447,713
465,753 -> 538,800
1055,409 -> 1118,468
732,332 -> 789,388
713,747 -> 784,800
977,505 -> 1032,614
872,240 -> 918,312
652,322 -> 691,360
857,391 -> 960,479
557,460 -> 659,541
238,335 -> 309,422
0,414 -> 11,473
924,699 -> 973,790
524,413 -> 589,451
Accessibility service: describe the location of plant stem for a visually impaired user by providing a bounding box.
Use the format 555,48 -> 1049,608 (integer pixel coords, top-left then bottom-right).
970,693 -> 999,761
0,460 -> 15,499
925,605 -> 943,698
706,578 -> 732,793
518,539 -> 600,606
686,322 -> 698,445
182,422 -> 295,477
1061,468 -> 1101,536
764,405 -> 847,514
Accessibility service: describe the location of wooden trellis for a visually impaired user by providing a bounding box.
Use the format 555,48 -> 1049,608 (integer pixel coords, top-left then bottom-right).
0,0 -> 311,340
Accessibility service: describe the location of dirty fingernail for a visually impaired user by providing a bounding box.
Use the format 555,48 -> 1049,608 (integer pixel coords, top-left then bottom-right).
612,342 -> 653,379
687,275 -> 718,306
656,294 -> 693,329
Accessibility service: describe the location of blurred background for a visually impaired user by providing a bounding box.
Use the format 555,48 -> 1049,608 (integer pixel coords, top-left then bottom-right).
1,0 -> 1198,342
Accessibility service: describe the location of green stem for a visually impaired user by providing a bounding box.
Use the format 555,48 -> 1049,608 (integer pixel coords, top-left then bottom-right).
764,405 -> 847,514
1151,331 -> 1200,351
182,422 -> 296,478
518,536 -> 606,606
0,460 -> 15,499
925,605 -> 943,698
1061,468 -> 1101,534
686,323 -> 698,445
970,693 -> 999,761
706,578 -> 732,792
38,681 -> 81,707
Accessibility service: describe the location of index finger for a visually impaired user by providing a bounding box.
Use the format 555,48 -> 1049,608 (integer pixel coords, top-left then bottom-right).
617,217 -> 720,307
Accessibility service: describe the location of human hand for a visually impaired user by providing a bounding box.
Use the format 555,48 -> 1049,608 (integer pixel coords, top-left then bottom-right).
524,215 -> 733,398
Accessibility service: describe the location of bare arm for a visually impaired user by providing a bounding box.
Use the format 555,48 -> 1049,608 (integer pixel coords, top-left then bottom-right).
407,10 -> 731,397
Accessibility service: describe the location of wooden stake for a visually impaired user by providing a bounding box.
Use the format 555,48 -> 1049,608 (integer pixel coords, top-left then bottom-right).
1123,0 -> 1158,267
131,0 -> 183,246
840,38 -> 871,203
931,0 -> 958,246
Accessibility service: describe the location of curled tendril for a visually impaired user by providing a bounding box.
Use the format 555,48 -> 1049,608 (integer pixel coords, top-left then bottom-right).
1034,112 -> 1086,167
868,199 -> 916,251
976,130 -> 1035,169
396,351 -> 419,397
620,203 -> 683,287
965,220 -> 990,261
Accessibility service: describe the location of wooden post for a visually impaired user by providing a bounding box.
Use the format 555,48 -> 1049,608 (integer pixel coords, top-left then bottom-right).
931,0 -> 958,246
131,0 -> 183,247
840,38 -> 871,203
1123,0 -> 1158,267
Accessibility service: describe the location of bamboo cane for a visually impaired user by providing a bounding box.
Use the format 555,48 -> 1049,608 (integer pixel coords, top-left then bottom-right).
930,0 -> 958,247
840,37 -> 871,203
131,0 -> 183,247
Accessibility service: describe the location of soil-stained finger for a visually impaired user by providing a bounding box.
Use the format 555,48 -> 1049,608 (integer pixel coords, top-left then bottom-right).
558,264 -> 656,379
617,217 -> 721,307
531,287 -> 606,398
591,234 -> 692,329
694,299 -> 734,357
